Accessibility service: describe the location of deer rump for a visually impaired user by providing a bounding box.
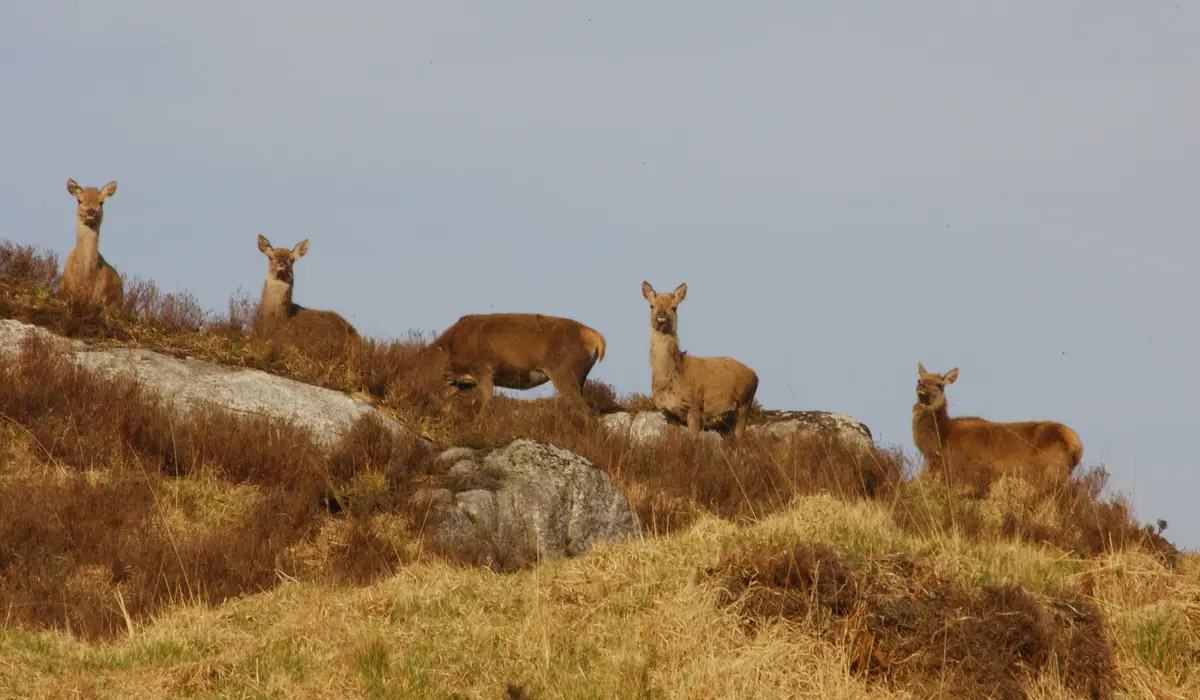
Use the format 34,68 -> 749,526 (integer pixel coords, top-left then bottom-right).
431,313 -> 604,392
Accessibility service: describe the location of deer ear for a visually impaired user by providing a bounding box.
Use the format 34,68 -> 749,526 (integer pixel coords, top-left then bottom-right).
673,282 -> 688,304
257,234 -> 273,255
99,181 -> 117,200
67,178 -> 82,197
918,361 -> 927,375
641,281 -> 655,302
943,367 -> 959,384
292,239 -> 310,259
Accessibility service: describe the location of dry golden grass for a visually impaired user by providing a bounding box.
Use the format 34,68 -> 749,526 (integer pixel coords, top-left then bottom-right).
0,497 -> 1196,699
2,237 -> 1196,699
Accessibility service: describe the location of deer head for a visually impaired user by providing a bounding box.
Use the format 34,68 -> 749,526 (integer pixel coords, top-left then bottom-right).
641,281 -> 687,334
915,362 -> 959,409
257,234 -> 309,286
67,178 -> 118,229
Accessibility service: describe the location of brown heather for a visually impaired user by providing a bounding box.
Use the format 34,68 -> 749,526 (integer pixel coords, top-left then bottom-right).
891,457 -> 1183,568
0,332 -> 437,639
0,238 -> 1193,700
710,541 -> 1117,699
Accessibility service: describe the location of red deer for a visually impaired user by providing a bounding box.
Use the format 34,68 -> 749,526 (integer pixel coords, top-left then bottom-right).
255,234 -> 358,355
63,178 -> 123,308
912,362 -> 1083,486
426,313 -> 606,407
641,281 -> 759,439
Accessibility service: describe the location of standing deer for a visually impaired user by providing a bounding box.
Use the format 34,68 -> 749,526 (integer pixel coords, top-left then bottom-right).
641,281 -> 759,439
255,234 -> 358,351
63,178 -> 124,308
912,362 -> 1083,485
425,313 -> 607,407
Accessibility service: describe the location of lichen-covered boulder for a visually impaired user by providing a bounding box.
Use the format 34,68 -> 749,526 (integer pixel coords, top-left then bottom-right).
752,410 -> 874,453
411,439 -> 641,570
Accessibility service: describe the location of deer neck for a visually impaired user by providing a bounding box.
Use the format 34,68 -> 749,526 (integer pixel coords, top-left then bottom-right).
649,329 -> 683,393
73,222 -> 101,272
912,399 -> 951,456
260,277 -> 295,321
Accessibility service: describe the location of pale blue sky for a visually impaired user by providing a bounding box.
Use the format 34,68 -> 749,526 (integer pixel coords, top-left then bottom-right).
2,2 -> 1197,549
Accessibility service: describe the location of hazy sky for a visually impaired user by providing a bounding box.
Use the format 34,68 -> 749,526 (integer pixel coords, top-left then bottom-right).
2,2 -> 1197,549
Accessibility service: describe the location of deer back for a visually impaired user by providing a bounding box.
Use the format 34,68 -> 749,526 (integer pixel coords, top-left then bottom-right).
944,417 -> 1082,479
435,314 -> 595,370
679,354 -> 759,409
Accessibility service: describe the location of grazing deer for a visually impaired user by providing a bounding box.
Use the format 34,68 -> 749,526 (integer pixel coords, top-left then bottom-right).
426,313 -> 606,407
255,234 -> 358,350
641,281 -> 759,439
912,362 -> 1083,485
63,178 -> 124,308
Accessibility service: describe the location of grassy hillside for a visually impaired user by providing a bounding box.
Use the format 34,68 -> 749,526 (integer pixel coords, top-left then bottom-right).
1,239 -> 1196,699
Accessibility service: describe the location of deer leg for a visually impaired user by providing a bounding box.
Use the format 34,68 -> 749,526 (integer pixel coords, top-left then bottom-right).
547,368 -> 587,411
1038,450 -> 1071,491
473,368 -> 495,406
734,402 -> 750,440
441,372 -> 470,413
578,355 -> 599,386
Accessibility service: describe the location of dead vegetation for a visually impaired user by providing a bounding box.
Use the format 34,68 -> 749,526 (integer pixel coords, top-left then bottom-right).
893,456 -> 1183,568
710,540 -> 1118,699
0,237 -> 1192,699
0,239 -> 912,640
0,329 -> 903,638
0,333 -> 436,639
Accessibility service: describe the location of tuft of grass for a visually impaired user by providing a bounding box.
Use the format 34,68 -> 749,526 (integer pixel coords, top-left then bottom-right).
354,636 -> 392,695
1132,610 -> 1197,679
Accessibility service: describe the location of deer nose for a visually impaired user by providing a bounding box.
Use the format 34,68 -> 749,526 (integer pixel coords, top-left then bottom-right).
87,208 -> 100,217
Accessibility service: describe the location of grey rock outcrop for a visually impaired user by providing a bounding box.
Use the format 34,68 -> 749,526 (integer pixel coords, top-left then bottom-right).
753,409 -> 874,452
599,410 -> 715,447
0,319 -> 416,448
601,408 -> 874,453
411,439 -> 641,570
